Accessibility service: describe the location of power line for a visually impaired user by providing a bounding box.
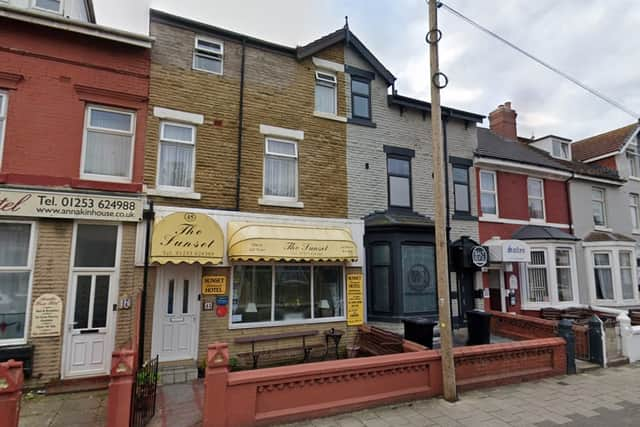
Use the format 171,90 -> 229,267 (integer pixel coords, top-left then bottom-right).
437,1 -> 640,118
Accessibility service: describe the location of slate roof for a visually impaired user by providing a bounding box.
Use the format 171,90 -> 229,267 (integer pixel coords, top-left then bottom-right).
571,123 -> 639,161
584,230 -> 636,243
476,128 -> 622,181
364,210 -> 434,228
512,225 -> 579,241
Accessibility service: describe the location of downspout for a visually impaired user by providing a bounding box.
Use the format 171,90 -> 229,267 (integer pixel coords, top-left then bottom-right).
138,200 -> 154,368
565,171 -> 575,234
235,38 -> 247,210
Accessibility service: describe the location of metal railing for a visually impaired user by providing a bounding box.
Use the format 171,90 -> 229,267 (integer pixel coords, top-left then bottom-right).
130,355 -> 159,427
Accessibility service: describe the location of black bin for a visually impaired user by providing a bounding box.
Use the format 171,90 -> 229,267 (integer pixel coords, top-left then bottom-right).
466,310 -> 492,345
403,318 -> 436,349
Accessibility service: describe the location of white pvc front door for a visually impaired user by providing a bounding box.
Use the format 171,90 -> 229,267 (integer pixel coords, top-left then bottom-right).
152,265 -> 200,362
64,272 -> 117,377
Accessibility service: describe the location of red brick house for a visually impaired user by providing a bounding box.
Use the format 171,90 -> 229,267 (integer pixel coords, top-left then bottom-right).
475,103 -> 622,315
0,1 -> 152,386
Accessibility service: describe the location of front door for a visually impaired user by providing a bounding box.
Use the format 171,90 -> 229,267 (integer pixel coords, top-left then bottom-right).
64,272 -> 117,377
152,264 -> 200,362
488,269 -> 505,312
457,269 -> 475,322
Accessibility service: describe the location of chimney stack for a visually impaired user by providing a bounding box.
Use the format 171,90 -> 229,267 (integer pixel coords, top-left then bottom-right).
489,101 -> 518,141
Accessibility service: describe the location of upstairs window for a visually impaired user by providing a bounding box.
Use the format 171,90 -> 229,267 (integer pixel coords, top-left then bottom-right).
0,92 -> 7,168
452,165 -> 470,214
627,139 -> 640,177
33,0 -> 62,13
157,122 -> 196,191
263,138 -> 298,200
479,170 -> 498,216
82,106 -> 135,182
552,140 -> 570,160
193,36 -> 223,75
591,187 -> 607,227
630,193 -> 640,231
315,71 -> 337,115
351,78 -> 371,120
387,156 -> 411,208
527,178 -> 545,220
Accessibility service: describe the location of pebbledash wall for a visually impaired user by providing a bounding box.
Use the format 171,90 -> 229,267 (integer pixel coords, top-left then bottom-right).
343,43 -> 485,323
0,4 -> 152,387
138,11 -> 364,370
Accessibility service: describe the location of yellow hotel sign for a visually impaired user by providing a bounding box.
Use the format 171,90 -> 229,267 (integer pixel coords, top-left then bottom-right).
151,212 -> 224,265
346,273 -> 364,326
202,275 -> 227,295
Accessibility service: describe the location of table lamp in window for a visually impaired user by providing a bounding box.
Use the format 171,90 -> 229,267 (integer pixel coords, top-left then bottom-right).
319,299 -> 331,317
246,302 -> 257,313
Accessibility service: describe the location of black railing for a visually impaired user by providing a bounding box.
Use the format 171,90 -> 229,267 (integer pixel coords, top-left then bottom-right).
130,355 -> 159,427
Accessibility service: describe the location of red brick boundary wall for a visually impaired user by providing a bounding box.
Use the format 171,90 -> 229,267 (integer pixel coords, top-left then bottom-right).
202,337 -> 566,427
0,360 -> 24,427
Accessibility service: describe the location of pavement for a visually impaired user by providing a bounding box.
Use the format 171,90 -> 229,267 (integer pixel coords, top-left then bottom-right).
18,362 -> 640,427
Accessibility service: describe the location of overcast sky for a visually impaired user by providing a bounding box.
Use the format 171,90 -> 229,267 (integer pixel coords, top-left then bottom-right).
93,0 -> 640,141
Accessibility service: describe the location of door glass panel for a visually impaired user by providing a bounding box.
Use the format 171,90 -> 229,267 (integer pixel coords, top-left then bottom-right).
182,279 -> 189,314
372,266 -> 390,312
74,275 -> 92,329
92,275 -> 110,328
167,279 -> 174,314
401,245 -> 436,313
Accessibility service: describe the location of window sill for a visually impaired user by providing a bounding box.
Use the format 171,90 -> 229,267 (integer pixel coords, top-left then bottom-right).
594,226 -> 613,232
229,316 -> 346,330
452,213 -> 478,221
258,197 -> 304,209
633,230 -> 640,235
80,173 -> 132,184
628,176 -> 640,182
147,188 -> 202,200
348,117 -> 377,128
313,111 -> 347,123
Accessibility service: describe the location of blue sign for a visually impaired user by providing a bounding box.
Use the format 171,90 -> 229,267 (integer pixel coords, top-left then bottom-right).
216,296 -> 229,306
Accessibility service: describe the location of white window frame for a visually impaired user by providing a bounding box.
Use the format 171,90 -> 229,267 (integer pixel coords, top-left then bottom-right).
229,263 -> 346,329
0,221 -> 37,347
619,250 -> 636,302
32,0 -> 63,14
591,187 -> 607,228
552,140 -> 570,160
80,105 -> 136,183
627,140 -> 640,178
314,70 -> 337,115
586,245 -> 639,305
193,36 -> 224,75
522,244 -> 579,310
479,170 -> 498,218
630,193 -> 640,232
527,177 -> 546,221
0,91 -> 7,170
262,137 -> 299,202
156,121 -> 197,193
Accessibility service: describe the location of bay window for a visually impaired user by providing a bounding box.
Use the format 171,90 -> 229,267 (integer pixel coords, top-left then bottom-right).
524,245 -> 577,307
555,248 -> 573,302
590,248 -> 638,303
527,250 -> 549,303
82,106 -> 135,182
0,222 -> 35,345
620,251 -> 635,300
157,122 -> 196,191
231,264 -> 344,326
263,138 -> 298,200
593,252 -> 614,300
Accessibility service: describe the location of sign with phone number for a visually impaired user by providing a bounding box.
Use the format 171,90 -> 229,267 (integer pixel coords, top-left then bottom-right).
0,188 -> 143,221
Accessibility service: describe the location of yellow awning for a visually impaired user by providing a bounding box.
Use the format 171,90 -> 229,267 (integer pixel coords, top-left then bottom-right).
228,222 -> 358,262
151,212 -> 224,265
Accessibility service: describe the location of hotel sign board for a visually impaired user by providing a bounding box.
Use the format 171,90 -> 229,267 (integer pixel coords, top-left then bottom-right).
346,273 -> 364,326
0,188 -> 142,221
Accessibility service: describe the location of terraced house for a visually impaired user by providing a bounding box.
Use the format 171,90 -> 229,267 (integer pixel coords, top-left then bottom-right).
140,10 -> 366,382
0,0 -> 152,387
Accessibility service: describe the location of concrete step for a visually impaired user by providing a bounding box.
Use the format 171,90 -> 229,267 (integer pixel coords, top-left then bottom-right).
607,355 -> 630,367
576,359 -> 600,373
158,361 -> 198,385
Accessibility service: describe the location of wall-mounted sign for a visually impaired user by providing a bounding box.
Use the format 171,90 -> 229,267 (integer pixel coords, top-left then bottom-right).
471,246 -> 489,268
0,188 -> 142,222
30,294 -> 63,338
216,305 -> 228,317
202,275 -> 227,295
483,288 -> 490,299
486,239 -> 530,263
150,212 -> 224,264
346,273 -> 364,326
203,301 -> 214,311
215,296 -> 229,306
509,274 -> 518,290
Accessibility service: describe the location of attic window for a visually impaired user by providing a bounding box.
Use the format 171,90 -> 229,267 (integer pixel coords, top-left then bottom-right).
193,36 -> 223,75
33,0 -> 62,13
627,140 -> 640,178
552,140 -> 570,160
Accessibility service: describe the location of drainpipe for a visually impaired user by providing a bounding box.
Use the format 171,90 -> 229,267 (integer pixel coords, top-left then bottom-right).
565,172 -> 575,234
235,38 -> 247,211
138,200 -> 154,368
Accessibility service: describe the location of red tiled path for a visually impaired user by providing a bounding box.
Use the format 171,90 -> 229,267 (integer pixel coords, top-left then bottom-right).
148,380 -> 204,427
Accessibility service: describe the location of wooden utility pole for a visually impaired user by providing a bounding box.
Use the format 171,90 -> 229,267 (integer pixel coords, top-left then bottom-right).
428,0 -> 457,402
